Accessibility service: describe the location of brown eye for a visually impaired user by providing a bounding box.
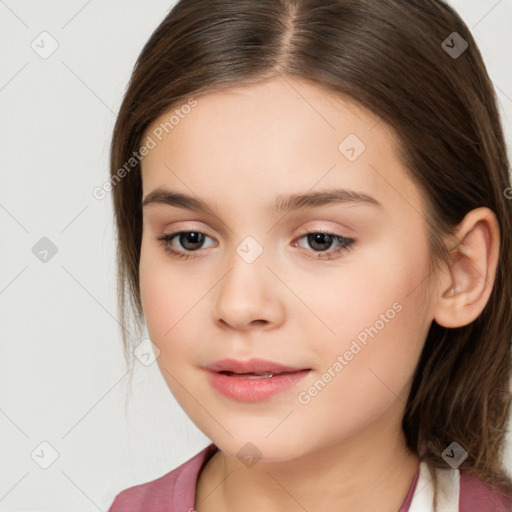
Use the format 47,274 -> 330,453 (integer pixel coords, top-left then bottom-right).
156,231 -> 216,260
176,232 -> 205,251
294,231 -> 355,258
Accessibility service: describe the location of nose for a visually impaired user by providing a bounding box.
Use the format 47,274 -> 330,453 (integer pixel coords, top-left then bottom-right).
213,249 -> 285,332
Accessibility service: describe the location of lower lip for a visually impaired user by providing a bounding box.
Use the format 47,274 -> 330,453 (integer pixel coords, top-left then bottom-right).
206,370 -> 311,402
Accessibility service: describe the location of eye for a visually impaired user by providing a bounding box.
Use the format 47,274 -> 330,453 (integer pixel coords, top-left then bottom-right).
155,230 -> 356,261
292,231 -> 356,260
156,231 -> 216,259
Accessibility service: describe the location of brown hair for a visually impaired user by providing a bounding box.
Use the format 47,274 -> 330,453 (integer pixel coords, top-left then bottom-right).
110,0 -> 512,505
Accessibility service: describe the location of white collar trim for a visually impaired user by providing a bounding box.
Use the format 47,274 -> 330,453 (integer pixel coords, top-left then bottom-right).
408,461 -> 460,511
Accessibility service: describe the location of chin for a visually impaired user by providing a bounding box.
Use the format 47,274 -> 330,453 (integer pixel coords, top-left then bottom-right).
213,434 -> 312,465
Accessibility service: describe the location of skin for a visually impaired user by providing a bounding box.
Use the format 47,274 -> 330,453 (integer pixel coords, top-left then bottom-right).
138,75 -> 500,511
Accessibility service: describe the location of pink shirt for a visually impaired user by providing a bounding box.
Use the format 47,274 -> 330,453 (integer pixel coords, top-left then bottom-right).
108,443 -> 511,511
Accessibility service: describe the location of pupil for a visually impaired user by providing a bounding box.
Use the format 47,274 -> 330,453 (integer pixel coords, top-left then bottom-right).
181,232 -> 204,250
309,233 -> 333,251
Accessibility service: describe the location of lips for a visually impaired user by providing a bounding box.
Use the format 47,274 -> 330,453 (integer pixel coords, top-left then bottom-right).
203,358 -> 312,402
219,371 -> 277,379
203,357 -> 309,374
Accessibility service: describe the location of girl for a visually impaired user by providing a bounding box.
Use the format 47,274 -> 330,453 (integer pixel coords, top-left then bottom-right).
107,0 -> 512,510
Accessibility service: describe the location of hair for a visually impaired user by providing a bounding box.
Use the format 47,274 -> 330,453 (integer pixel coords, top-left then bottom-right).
109,0 -> 512,505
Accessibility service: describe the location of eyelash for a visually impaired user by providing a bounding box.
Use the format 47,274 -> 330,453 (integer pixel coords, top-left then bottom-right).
155,230 -> 356,261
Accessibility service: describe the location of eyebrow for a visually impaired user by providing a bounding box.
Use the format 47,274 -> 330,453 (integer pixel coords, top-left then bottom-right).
142,187 -> 383,215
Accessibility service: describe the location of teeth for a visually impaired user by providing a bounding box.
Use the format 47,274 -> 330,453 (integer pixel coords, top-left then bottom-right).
219,371 -> 277,378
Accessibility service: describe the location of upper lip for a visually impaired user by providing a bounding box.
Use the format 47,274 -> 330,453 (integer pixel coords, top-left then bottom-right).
203,358 -> 309,374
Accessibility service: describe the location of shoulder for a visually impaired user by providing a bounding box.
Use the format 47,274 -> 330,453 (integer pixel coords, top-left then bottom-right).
108,444 -> 218,512
459,470 -> 512,512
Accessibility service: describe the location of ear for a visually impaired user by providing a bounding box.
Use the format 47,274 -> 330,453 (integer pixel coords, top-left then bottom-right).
433,207 -> 500,329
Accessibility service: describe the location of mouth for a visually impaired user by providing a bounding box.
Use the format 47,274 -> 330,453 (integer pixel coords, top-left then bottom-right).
204,362 -> 312,402
203,357 -> 310,375
217,370 -> 307,379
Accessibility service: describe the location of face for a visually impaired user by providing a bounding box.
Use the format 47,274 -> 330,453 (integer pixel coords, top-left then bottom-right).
138,76 -> 437,462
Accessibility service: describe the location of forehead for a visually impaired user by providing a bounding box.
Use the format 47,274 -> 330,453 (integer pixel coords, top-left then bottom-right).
143,76 -> 382,160
140,76 -> 423,218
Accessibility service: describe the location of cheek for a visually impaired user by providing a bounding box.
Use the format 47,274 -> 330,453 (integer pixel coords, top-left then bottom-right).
139,247 -> 215,431
308,237 -> 432,403
288,246 -> 432,449
139,241 -> 194,352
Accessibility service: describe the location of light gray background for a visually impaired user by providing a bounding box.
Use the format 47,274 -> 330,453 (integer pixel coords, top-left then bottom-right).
0,1 -> 511,510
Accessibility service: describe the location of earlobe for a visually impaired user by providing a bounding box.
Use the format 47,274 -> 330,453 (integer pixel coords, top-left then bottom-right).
433,207 -> 500,329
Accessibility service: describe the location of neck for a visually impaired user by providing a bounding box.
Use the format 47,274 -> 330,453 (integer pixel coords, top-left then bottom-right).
196,406 -> 419,512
